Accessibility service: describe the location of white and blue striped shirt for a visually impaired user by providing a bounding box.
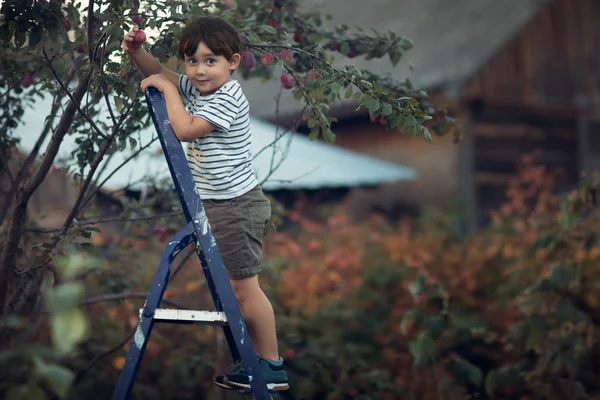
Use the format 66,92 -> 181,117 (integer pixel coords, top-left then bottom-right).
178,76 -> 258,200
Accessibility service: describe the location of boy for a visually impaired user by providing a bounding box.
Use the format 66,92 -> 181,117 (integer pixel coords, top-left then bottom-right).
122,16 -> 289,391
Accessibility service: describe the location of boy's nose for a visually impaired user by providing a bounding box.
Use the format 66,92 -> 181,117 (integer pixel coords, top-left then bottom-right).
195,65 -> 207,76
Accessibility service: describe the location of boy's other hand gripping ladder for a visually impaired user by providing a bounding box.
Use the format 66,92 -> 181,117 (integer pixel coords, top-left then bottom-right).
111,88 -> 273,400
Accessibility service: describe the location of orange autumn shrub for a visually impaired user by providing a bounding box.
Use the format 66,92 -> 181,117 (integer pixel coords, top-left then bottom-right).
261,155 -> 600,400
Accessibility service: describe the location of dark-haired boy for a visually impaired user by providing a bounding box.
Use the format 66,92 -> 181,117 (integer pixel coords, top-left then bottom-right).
122,16 -> 289,391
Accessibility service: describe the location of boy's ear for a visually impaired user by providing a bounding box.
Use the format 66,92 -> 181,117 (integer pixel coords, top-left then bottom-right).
229,53 -> 241,71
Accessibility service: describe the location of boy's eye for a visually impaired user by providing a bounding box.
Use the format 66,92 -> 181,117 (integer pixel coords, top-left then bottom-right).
206,58 -> 216,65
187,58 -> 197,65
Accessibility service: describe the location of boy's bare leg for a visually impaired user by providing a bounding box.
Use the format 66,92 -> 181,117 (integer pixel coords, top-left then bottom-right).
230,275 -> 279,361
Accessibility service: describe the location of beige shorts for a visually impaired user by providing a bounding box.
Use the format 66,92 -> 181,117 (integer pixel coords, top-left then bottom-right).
202,184 -> 271,280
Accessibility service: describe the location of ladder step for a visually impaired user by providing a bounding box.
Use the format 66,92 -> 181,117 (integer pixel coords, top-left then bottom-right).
140,308 -> 228,325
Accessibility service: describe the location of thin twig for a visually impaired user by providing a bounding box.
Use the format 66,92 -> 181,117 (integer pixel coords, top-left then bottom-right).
79,292 -> 188,309
168,246 -> 196,283
81,136 -> 158,211
73,328 -> 135,385
42,48 -> 109,141
23,211 -> 181,234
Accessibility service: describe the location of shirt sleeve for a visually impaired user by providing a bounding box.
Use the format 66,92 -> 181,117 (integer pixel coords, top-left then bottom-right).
178,75 -> 196,103
192,90 -> 239,133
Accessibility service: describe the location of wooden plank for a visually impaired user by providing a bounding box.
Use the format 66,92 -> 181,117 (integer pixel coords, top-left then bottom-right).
471,122 -> 545,139
577,117 -> 590,183
581,0 -> 599,104
459,109 -> 477,233
475,172 -> 514,186
461,0 -> 600,108
476,148 -> 574,167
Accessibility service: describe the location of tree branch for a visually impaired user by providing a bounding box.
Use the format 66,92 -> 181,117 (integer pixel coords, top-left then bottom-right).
0,89 -> 65,224
73,328 -> 136,386
80,135 -> 158,212
42,48 -> 109,141
0,72 -> 93,321
23,212 -> 181,234
79,292 -> 188,309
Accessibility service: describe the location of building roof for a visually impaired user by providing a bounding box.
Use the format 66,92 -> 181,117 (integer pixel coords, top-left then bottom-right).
15,94 -> 415,193
240,0 -> 551,120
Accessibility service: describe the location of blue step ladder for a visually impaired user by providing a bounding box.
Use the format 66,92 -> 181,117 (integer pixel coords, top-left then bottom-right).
112,88 -> 273,400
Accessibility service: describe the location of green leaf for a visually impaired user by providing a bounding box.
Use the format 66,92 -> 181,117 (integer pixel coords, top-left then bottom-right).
45,282 -> 85,314
34,358 -> 75,399
28,27 -> 42,48
408,277 -> 425,299
534,232 -> 558,249
407,97 -> 419,107
382,103 -> 393,116
484,370 -> 497,398
423,127 -> 432,144
5,384 -> 45,400
344,86 -> 354,99
411,124 -> 420,137
408,332 -> 435,367
405,115 -> 417,127
80,242 -> 96,252
126,83 -> 137,101
340,41 -> 350,56
260,25 -> 277,34
584,231 -> 597,250
547,263 -> 573,289
367,98 -> 380,113
524,324 -> 542,354
51,308 -> 88,355
114,96 -> 124,112
424,315 -> 445,340
14,29 -> 26,48
293,89 -> 303,101
400,309 -> 422,334
448,358 -> 483,387
55,253 -> 98,278
391,115 -> 405,129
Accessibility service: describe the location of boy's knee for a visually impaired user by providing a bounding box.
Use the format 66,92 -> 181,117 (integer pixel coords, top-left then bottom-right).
230,275 -> 259,304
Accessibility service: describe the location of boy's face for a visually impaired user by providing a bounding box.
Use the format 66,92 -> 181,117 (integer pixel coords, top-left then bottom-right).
184,41 -> 240,95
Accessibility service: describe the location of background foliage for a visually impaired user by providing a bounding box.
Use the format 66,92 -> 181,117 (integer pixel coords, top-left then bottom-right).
3,0 -> 597,399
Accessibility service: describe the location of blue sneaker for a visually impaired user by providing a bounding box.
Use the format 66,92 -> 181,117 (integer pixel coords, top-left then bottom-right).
214,360 -> 243,389
224,357 -> 289,391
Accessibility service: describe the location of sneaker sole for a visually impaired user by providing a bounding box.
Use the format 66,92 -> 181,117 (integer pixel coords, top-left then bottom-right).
223,377 -> 289,391
214,380 -> 237,390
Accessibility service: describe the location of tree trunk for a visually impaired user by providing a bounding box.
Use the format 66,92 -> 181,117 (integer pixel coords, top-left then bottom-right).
0,74 -> 91,322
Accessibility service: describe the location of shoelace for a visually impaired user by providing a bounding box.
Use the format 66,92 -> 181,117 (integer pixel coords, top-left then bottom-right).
226,360 -> 245,374
226,357 -> 262,375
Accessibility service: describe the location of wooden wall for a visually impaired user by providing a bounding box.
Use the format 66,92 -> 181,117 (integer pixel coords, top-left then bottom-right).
331,118 -> 461,218
466,103 -> 579,226
462,0 -> 600,109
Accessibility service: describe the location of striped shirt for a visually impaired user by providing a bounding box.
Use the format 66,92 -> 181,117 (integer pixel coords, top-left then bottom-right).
178,76 -> 258,200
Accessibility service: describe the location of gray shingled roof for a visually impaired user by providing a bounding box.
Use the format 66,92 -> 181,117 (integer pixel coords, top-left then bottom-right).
240,0 -> 551,120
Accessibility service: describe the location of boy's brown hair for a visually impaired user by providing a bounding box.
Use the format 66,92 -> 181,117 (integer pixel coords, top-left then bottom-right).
178,16 -> 242,61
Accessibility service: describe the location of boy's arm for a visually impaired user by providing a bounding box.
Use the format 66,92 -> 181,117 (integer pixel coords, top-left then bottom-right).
129,48 -> 180,88
122,27 -> 179,88
162,85 -> 216,142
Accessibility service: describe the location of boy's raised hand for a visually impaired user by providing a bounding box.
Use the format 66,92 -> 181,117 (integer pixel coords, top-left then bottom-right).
121,25 -> 145,53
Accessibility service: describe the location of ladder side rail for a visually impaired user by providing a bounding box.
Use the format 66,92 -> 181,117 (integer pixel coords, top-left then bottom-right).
144,89 -> 269,398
